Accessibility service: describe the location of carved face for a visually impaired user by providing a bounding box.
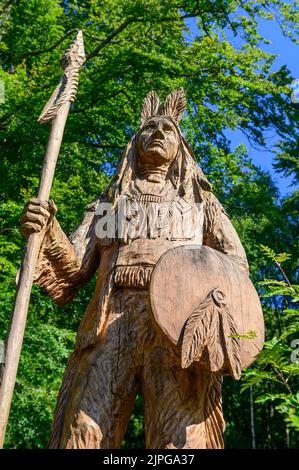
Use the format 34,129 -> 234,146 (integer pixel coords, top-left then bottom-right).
137,116 -> 179,166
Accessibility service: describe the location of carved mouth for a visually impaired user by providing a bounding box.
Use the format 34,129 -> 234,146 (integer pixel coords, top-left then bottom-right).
149,140 -> 164,149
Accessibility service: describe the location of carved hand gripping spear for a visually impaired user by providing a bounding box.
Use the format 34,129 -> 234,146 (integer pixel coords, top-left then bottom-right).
0,31 -> 85,447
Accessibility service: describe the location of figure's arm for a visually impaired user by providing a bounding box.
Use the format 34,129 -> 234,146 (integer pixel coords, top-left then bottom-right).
21,198 -> 100,305
202,191 -> 249,274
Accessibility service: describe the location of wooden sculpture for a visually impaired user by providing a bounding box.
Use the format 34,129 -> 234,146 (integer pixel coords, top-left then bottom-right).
20,88 -> 264,449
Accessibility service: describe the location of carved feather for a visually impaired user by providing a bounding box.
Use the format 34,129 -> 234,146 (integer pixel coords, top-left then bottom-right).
161,87 -> 187,123
181,294 -> 215,369
140,90 -> 160,123
207,313 -> 225,372
220,306 -> 242,379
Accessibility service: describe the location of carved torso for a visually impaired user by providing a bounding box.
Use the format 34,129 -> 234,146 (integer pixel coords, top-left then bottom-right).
113,178 -> 203,288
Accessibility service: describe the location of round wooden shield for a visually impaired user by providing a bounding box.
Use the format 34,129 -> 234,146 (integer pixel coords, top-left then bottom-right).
149,245 -> 264,370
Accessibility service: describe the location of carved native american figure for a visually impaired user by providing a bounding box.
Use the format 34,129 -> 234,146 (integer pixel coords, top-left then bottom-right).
21,88 -> 264,449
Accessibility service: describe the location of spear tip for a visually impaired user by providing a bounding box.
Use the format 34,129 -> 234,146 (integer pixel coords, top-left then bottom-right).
38,30 -> 86,124
61,29 -> 86,69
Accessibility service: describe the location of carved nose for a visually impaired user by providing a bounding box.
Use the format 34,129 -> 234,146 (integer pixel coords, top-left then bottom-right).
152,126 -> 164,139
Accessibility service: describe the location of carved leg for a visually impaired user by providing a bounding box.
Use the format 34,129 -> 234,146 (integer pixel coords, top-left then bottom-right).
48,341 -> 139,448
142,344 -> 225,449
48,289 -> 147,449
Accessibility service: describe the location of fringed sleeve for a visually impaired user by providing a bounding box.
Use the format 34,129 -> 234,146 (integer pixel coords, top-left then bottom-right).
34,200 -> 100,305
203,192 -> 249,274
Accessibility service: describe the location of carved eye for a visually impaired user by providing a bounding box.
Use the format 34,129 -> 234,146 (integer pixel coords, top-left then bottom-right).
144,123 -> 155,131
163,124 -> 175,134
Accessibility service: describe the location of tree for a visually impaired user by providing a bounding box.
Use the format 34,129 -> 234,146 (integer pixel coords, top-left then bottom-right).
242,247 -> 299,448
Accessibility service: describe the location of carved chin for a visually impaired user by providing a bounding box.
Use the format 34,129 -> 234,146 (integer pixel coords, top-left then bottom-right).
149,145 -> 165,156
144,147 -> 171,163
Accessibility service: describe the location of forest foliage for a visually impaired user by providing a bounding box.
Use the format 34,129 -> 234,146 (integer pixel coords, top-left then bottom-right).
0,0 -> 298,448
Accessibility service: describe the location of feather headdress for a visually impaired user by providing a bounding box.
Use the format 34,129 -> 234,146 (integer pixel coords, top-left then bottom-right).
140,88 -> 187,124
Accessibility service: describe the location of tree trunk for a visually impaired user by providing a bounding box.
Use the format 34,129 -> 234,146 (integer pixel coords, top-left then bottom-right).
250,386 -> 256,449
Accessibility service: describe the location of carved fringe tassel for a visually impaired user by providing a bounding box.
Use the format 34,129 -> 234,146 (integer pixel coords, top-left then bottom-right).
114,265 -> 153,288
139,194 -> 166,203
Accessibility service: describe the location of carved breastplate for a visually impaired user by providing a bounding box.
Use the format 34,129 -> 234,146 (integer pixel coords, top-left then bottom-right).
114,180 -> 203,288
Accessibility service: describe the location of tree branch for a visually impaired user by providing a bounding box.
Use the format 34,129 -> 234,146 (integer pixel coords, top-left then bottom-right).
86,19 -> 135,61
6,9 -> 212,67
15,29 -> 79,61
8,6 -> 209,66
86,143 -> 124,150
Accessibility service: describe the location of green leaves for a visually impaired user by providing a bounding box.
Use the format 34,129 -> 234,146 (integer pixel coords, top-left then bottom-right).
242,247 -> 299,438
260,245 -> 292,265
4,321 -> 75,448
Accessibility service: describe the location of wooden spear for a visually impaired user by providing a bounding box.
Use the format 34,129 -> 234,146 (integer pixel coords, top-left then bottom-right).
0,30 -> 85,448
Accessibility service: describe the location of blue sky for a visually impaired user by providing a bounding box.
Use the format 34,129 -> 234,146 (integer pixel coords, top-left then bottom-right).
185,15 -> 299,198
